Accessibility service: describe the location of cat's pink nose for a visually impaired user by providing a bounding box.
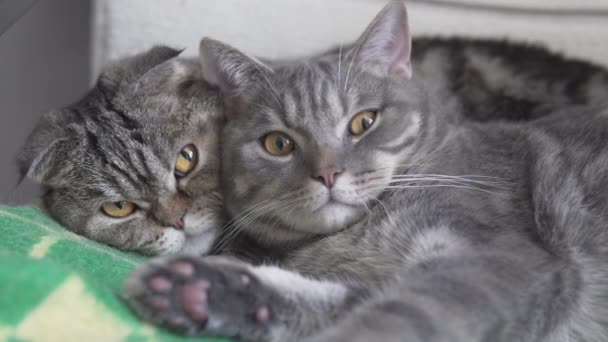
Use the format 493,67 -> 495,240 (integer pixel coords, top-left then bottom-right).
313,168 -> 342,188
173,215 -> 185,230
157,210 -> 186,230
153,193 -> 190,230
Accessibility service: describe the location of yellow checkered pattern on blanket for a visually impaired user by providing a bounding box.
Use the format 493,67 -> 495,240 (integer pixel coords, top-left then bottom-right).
0,206 -> 228,342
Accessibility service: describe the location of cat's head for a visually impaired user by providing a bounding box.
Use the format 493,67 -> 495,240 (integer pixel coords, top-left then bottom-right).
201,1 -> 425,244
18,46 -> 224,255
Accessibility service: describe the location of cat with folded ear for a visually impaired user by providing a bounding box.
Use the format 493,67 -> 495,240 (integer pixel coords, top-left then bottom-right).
126,2 -> 608,341
18,47 -> 225,256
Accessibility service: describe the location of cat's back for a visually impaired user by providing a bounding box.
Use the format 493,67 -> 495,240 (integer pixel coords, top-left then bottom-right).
462,105 -> 608,225
528,105 -> 608,189
521,106 -> 608,342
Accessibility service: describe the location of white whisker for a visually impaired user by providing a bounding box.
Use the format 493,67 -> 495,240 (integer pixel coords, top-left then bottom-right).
362,192 -> 398,230
213,194 -> 290,251
213,191 -> 307,251
337,43 -> 343,90
362,183 -> 504,196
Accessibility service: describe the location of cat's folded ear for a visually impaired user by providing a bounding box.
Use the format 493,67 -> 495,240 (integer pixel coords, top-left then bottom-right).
351,0 -> 412,78
98,46 -> 204,98
17,110 -> 75,185
98,46 -> 184,92
199,38 -> 272,112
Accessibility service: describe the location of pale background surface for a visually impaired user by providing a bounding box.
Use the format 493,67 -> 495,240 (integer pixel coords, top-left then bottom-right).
2,0 -> 608,202
93,0 -> 608,77
0,0 -> 90,203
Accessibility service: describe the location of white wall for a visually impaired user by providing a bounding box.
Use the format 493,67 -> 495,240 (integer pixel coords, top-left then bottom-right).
93,0 -> 608,78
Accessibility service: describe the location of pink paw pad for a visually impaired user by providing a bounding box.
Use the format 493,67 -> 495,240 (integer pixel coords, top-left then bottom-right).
149,276 -> 172,292
181,280 -> 211,323
255,306 -> 270,324
172,261 -> 195,277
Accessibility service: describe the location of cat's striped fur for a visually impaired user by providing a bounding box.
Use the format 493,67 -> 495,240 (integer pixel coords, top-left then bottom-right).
19,8 -> 608,259
18,47 -> 224,255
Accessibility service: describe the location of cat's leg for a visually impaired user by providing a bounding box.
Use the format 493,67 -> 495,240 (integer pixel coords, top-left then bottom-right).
124,255 -> 366,341
302,252 -> 575,342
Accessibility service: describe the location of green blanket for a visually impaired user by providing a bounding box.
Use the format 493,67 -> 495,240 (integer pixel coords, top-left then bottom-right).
0,206 -> 228,342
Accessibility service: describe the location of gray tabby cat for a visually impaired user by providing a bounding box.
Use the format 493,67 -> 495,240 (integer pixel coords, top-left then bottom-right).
125,2 -> 608,341
18,47 -> 225,255
18,7 -> 608,259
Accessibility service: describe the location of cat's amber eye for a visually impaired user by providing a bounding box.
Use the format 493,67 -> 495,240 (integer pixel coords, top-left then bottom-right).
262,132 -> 295,156
349,111 -> 377,136
175,144 -> 198,178
101,201 -> 136,218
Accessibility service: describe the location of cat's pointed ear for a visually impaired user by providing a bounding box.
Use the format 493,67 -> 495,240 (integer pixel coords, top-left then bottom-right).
17,110 -> 72,184
199,38 -> 271,110
353,1 -> 412,78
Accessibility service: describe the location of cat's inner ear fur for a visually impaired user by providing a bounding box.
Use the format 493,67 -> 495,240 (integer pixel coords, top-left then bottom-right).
199,38 -> 273,112
352,1 -> 412,78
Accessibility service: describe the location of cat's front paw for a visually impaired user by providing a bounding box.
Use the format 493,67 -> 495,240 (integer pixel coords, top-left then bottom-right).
124,255 -> 279,340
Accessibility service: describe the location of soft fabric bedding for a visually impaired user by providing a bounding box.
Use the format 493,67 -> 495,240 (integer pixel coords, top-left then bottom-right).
0,205 -> 227,342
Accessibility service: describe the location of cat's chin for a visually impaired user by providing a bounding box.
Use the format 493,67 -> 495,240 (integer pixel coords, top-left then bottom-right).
178,213 -> 221,255
180,231 -> 218,256
287,202 -> 364,235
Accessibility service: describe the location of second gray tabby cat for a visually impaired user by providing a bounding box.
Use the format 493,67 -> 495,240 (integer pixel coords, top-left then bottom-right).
126,2 -> 608,342
18,2 -> 608,258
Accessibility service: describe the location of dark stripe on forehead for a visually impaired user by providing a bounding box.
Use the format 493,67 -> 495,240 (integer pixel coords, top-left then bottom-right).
294,66 -> 314,121
288,86 -> 305,124
261,109 -> 291,131
84,187 -> 105,198
131,132 -> 145,144
99,86 -> 140,130
135,148 -> 153,179
85,129 -> 110,166
110,162 -> 142,193
114,135 -> 130,151
304,71 -> 319,121
110,135 -> 147,181
103,172 -> 124,194
136,173 -> 148,185
319,79 -> 330,110
120,147 -> 146,184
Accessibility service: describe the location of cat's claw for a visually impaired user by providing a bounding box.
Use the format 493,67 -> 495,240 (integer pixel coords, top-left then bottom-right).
124,255 -> 278,340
